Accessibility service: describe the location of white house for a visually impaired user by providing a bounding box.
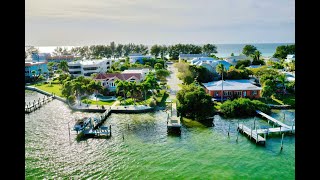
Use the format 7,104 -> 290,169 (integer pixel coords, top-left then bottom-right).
122,68 -> 150,80
190,57 -> 215,64
179,54 -> 209,62
224,55 -> 252,66
94,73 -> 143,91
285,54 -> 295,63
68,58 -> 114,77
190,57 -> 232,74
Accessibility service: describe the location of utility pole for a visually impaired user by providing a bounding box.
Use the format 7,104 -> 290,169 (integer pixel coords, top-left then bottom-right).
221,69 -> 224,102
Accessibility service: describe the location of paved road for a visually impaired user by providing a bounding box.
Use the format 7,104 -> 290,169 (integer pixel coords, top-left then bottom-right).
166,63 -> 183,98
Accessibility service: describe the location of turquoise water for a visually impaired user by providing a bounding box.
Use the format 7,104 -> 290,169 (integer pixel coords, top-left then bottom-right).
25,91 -> 295,179
215,43 -> 294,58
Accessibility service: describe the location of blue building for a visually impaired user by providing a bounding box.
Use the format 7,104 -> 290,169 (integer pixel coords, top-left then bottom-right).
129,54 -> 153,64
25,62 -> 49,82
31,53 -> 51,62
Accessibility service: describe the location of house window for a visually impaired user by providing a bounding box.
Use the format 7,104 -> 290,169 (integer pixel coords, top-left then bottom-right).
252,90 -> 257,95
223,91 -> 232,96
234,91 -> 242,96
215,92 -> 219,97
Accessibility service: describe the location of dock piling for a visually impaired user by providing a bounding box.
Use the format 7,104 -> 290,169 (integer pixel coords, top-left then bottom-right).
280,133 -> 284,151
236,129 -> 239,142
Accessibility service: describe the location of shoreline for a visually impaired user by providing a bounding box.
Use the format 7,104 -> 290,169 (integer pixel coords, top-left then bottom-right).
25,86 -> 157,113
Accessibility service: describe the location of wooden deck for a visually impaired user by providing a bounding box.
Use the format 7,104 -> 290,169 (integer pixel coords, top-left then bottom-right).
256,110 -> 291,129
238,123 -> 266,145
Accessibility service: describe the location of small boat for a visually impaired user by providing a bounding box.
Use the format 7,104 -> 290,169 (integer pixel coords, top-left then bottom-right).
73,117 -> 88,132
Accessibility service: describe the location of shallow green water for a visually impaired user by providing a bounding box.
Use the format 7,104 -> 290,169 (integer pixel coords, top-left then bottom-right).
25,91 -> 295,179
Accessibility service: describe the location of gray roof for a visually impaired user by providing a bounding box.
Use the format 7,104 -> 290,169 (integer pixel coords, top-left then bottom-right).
203,80 -> 262,91
179,54 -> 208,58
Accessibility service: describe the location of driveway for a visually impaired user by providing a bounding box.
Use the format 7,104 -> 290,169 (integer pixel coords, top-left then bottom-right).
166,63 -> 183,99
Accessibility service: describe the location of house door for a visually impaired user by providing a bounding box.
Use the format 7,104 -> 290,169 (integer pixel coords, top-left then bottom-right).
243,91 -> 246,97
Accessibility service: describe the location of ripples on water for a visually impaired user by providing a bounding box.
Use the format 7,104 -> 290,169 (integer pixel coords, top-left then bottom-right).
25,91 -> 295,179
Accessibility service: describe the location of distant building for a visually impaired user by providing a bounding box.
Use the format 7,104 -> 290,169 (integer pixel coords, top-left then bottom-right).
190,57 -> 232,74
68,58 -> 113,77
31,53 -> 51,62
285,54 -> 295,63
47,55 -> 75,63
128,53 -> 153,64
94,73 -> 143,91
202,80 -> 262,101
122,68 -> 150,80
179,54 -> 208,62
224,55 -> 252,66
247,65 -> 263,69
264,57 -> 280,63
25,62 -> 49,82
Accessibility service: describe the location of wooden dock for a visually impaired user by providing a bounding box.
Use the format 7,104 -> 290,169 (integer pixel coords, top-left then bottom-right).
256,110 -> 291,129
25,95 -> 54,113
82,125 -> 111,137
238,123 -> 266,145
255,126 -> 295,134
166,102 -> 181,133
74,109 -> 113,138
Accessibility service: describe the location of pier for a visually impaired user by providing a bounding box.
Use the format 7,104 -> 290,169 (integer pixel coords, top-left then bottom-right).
25,95 -> 54,113
237,110 -> 295,146
166,100 -> 181,134
256,110 -> 291,129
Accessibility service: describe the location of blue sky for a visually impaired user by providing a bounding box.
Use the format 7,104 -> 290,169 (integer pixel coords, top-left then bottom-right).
25,0 -> 295,46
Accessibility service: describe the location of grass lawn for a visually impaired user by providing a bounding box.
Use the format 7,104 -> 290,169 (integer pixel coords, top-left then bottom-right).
213,102 -> 222,111
81,99 -> 116,106
117,90 -> 169,106
120,96 -> 153,106
32,83 -> 64,97
258,94 -> 295,106
181,117 -> 206,128
272,94 -> 295,106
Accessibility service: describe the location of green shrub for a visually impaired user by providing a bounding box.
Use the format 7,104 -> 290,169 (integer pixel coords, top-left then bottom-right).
220,98 -> 270,118
149,100 -> 157,107
68,95 -> 76,103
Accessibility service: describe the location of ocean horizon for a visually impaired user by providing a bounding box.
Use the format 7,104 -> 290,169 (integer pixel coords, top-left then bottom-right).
27,42 -> 294,58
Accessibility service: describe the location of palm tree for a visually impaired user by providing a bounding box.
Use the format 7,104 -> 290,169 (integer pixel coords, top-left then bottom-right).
254,50 -> 262,61
58,60 -> 69,73
216,63 -> 225,102
115,80 -> 125,97
37,68 -> 42,79
140,82 -> 150,101
277,74 -> 287,95
31,70 -> 36,82
129,81 -> 138,104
